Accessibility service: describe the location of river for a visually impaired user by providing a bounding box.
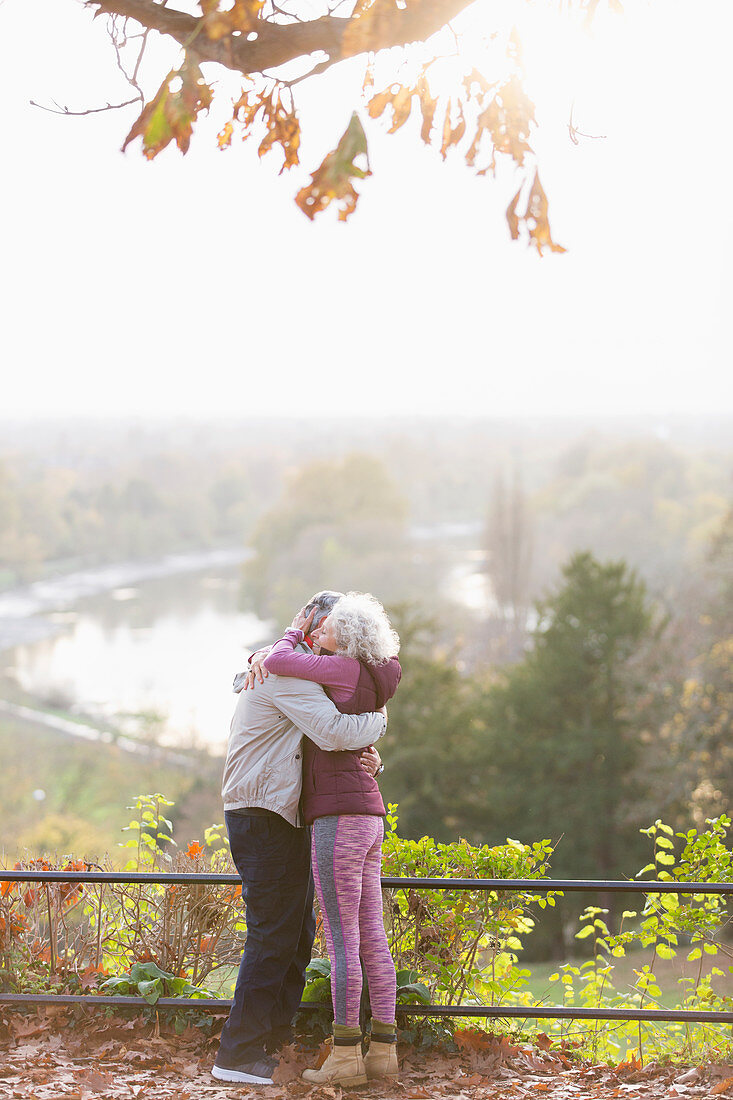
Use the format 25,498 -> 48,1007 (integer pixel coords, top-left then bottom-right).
0,535 -> 491,752
0,550 -> 273,752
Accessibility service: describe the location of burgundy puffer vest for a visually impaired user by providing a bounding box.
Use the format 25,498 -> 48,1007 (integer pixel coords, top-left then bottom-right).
301,657 -> 401,826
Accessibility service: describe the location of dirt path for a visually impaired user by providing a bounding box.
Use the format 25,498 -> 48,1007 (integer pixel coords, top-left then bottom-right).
1,1010 -> 731,1100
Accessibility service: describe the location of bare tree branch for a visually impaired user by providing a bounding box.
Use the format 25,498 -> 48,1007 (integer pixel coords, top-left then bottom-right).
29,97 -> 141,115
279,56 -> 333,86
29,9 -> 153,120
108,16 -> 146,103
85,0 -> 476,77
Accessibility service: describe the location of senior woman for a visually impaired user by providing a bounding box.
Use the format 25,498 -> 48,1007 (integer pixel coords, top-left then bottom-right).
263,592 -> 402,1086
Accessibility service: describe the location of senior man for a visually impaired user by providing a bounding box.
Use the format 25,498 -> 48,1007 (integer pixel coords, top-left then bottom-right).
213,591 -> 386,1086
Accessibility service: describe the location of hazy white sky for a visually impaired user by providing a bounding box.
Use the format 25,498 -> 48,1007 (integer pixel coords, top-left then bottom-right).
1,0 -> 731,420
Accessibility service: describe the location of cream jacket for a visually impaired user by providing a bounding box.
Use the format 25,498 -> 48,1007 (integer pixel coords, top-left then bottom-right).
222,672 -> 386,827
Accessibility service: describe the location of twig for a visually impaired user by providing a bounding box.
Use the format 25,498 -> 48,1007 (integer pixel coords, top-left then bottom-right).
268,0 -> 306,22
29,10 -> 150,119
95,885 -> 104,970
568,100 -> 606,145
29,97 -> 141,115
45,884 -> 56,974
108,15 -> 145,100
280,57 -> 333,87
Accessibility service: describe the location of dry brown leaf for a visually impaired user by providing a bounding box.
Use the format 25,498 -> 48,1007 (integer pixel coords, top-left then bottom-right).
520,1051 -> 551,1073
217,120 -> 233,148
387,85 -> 413,133
506,171 -> 565,254
440,101 -> 466,160
417,76 -> 438,144
75,1068 -> 118,1092
272,1043 -> 309,1084
122,55 -> 213,159
222,84 -> 300,171
367,87 -> 395,119
711,1079 -> 733,1096
367,83 -> 416,133
295,112 -> 370,222
615,1054 -> 643,1075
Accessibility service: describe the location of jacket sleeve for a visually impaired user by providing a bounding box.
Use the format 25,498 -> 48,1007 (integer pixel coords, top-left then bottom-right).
263,631 -> 359,694
272,677 -> 386,751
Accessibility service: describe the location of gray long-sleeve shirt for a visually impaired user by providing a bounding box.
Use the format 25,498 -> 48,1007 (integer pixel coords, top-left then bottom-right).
222,672 -> 386,826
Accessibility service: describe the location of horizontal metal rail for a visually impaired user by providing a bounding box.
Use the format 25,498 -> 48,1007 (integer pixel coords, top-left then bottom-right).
2,871 -> 731,1026
0,994 -> 731,1025
2,870 -> 733,893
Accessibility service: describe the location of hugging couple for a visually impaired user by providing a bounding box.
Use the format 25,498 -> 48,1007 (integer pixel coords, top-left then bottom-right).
212,589 -> 402,1087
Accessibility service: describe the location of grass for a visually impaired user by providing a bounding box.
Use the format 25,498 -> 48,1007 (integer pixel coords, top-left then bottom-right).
519,944 -> 733,1009
0,691 -> 224,862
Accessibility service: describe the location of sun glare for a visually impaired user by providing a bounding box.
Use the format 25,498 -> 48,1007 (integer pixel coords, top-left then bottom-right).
383,0 -> 621,123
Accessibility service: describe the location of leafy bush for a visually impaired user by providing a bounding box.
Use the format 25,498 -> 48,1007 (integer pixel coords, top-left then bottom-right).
381,804 -> 559,1008
1,794 -> 732,1064
100,960 -> 214,1004
543,816 -> 733,1061
0,795 -> 242,998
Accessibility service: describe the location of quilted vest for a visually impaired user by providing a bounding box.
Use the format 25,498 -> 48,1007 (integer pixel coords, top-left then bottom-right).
301,657 -> 401,825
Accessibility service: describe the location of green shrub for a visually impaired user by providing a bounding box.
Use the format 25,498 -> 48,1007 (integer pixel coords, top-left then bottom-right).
1,794 -> 732,1064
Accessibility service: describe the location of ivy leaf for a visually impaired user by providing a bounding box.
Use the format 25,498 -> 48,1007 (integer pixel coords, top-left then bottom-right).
99,977 -> 131,994
306,958 -> 332,979
129,961 -> 172,983
295,113 -> 371,222
137,977 -> 162,1004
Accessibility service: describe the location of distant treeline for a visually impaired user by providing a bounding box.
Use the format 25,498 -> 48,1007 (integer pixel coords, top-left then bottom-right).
1,418 -> 729,610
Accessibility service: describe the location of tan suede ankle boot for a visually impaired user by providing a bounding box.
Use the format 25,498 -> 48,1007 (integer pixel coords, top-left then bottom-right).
365,1022 -> 399,1080
302,1033 -> 367,1087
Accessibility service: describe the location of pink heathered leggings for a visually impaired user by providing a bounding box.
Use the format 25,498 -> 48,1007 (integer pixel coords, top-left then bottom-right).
311,815 -> 397,1028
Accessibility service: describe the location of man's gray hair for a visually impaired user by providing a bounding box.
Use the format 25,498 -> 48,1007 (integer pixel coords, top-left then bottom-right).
304,590 -> 344,628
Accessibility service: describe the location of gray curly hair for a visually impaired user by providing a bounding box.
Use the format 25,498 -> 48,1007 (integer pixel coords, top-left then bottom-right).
304,590 -> 344,629
327,592 -> 400,665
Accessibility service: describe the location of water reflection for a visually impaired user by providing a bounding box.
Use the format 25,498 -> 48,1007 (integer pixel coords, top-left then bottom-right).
10,567 -> 273,752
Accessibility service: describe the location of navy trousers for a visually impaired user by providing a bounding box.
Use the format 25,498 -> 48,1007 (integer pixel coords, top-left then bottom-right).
217,811 -> 315,1067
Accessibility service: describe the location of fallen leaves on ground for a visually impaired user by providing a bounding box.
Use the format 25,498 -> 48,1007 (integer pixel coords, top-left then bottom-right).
0,1010 -> 728,1100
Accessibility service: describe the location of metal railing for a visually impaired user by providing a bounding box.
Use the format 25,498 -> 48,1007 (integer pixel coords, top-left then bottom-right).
2,869 -> 732,1025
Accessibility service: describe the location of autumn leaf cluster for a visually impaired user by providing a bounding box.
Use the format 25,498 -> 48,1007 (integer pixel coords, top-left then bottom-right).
90,0 -> 580,248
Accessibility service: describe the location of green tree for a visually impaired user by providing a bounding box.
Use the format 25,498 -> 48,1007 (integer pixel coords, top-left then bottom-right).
242,453 -> 412,624
379,606 -> 491,842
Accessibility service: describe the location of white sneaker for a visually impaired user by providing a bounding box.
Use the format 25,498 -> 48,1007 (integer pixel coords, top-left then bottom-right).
211,1056 -> 277,1084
